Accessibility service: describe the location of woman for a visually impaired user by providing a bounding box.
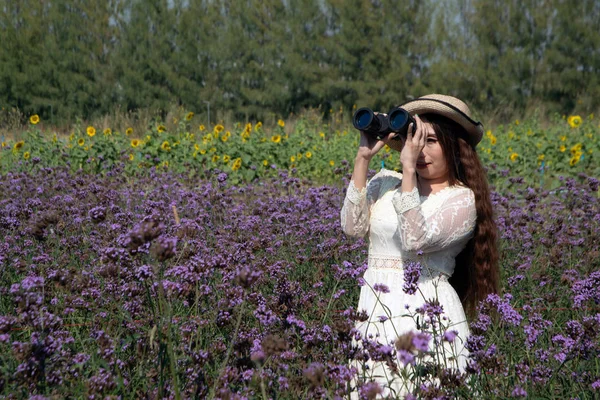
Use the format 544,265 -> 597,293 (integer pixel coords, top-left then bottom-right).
341,94 -> 499,396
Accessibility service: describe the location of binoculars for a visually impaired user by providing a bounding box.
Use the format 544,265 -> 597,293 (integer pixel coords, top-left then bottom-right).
352,107 -> 416,140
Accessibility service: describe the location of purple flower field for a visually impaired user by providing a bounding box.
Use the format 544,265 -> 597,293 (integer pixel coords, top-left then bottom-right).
0,164 -> 599,399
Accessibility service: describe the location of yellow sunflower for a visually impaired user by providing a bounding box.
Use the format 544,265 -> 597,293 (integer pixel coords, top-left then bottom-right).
157,125 -> 166,133
126,127 -> 133,135
278,119 -> 285,127
30,115 -> 40,125
254,121 -> 263,131
567,115 -> 582,128
131,139 -> 141,148
161,141 -> 171,151
232,158 -> 242,171
103,128 -> 112,136
271,135 -> 281,143
128,153 -> 134,161
290,155 -> 296,163
329,160 -> 335,167
263,159 -> 269,166
305,151 -> 312,159
212,154 -> 220,163
199,124 -> 206,131
78,138 -> 85,146
186,112 -> 194,121
87,126 -> 96,137
559,145 -> 566,152
23,151 -> 30,160
569,155 -> 581,166
223,155 -> 231,163
509,152 -> 518,162
14,141 -> 24,151
214,124 -> 224,134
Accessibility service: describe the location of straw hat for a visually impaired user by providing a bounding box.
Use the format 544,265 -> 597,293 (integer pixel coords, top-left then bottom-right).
401,94 -> 484,146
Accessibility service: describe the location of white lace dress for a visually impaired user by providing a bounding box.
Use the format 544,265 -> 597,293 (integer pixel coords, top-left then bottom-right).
341,168 -> 476,396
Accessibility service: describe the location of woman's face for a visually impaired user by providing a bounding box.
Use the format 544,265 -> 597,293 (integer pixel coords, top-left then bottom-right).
415,121 -> 449,184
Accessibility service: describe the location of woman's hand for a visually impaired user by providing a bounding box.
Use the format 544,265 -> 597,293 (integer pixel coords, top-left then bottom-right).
400,115 -> 425,171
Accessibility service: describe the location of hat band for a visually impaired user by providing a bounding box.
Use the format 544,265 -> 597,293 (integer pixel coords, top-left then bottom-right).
403,97 -> 482,128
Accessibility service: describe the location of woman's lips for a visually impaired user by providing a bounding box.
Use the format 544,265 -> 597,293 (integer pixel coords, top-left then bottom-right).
416,162 -> 430,169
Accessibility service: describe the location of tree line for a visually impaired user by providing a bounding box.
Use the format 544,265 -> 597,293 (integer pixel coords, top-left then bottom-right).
1,0 -> 599,124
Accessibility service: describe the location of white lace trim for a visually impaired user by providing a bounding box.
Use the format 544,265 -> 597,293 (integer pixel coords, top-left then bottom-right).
346,180 -> 367,205
391,186 -> 420,214
368,255 -> 448,279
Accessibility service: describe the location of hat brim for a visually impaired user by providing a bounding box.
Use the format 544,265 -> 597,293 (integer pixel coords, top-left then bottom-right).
401,98 -> 484,146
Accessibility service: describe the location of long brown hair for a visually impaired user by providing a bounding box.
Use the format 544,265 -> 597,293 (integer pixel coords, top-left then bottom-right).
420,113 -> 500,316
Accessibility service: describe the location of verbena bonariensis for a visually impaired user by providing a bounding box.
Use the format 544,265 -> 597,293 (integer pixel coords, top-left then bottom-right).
0,166 -> 598,398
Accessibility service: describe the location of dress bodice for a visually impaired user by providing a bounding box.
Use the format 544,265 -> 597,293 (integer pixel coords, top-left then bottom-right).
341,168 -> 477,277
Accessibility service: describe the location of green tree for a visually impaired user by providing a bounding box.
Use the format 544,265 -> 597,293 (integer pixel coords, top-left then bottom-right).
113,0 -> 181,114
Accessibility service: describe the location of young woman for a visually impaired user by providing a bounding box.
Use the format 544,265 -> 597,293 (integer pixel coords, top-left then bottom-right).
341,94 -> 499,396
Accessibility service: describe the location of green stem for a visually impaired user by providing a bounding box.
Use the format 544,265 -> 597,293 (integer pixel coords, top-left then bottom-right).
208,299 -> 246,399
321,280 -> 340,324
154,262 -> 181,400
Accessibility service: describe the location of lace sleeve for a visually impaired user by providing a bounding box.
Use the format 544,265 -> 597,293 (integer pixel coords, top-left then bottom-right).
391,187 -> 476,253
340,173 -> 385,238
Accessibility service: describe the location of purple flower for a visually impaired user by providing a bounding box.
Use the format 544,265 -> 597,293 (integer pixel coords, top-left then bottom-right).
417,299 -> 444,319
443,330 -> 458,343
151,235 -> 177,261
397,349 -> 415,366
571,271 -> 600,308
412,332 -> 431,352
286,314 -> 306,331
359,381 -> 383,398
484,293 -> 523,326
373,283 -> 390,293
217,172 -> 228,182
511,386 -> 527,398
403,259 -> 422,295
89,206 -> 107,222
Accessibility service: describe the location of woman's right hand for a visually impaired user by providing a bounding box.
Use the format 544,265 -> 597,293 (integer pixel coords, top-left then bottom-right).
356,128 -> 397,161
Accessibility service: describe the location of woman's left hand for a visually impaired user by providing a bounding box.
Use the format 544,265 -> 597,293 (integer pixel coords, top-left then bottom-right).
399,115 -> 426,170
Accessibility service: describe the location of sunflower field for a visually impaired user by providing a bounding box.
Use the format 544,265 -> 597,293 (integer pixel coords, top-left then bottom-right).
1,111 -> 598,189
